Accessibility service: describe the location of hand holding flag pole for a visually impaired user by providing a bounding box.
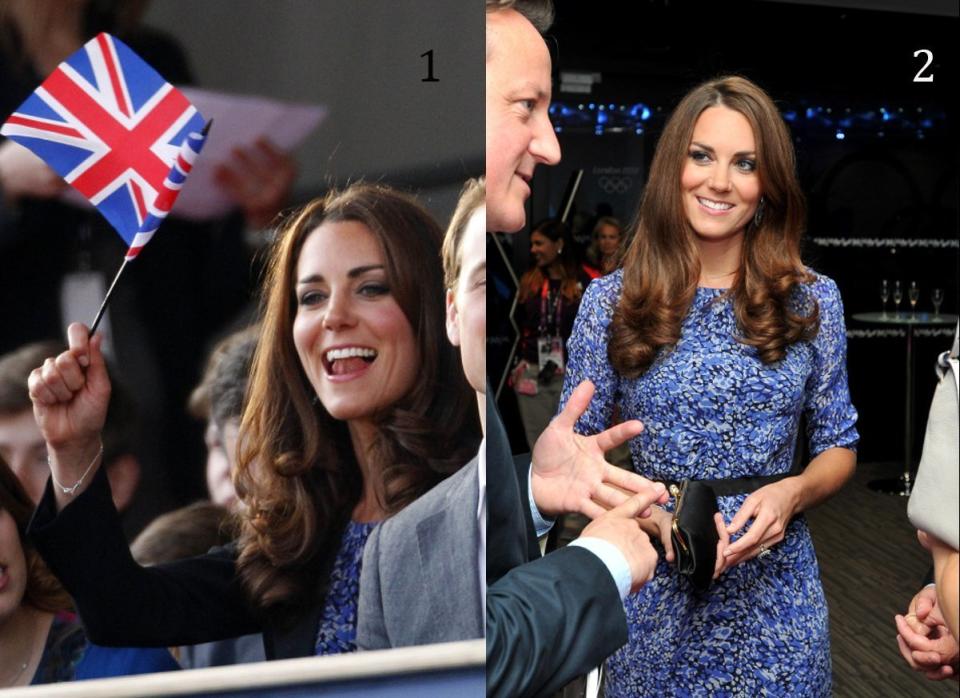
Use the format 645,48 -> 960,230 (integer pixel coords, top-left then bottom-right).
89,119 -> 212,334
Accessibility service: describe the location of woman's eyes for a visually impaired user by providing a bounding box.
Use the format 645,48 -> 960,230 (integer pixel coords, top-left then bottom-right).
299,283 -> 389,306
299,290 -> 327,306
688,150 -> 757,173
358,283 -> 389,297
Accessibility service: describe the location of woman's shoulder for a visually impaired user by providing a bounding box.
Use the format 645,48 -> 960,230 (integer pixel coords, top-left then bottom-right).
795,268 -> 843,309
583,268 -> 624,302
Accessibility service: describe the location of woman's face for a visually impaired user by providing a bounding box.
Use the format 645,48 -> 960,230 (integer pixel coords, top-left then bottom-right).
529,230 -> 561,268
292,221 -> 418,422
596,224 -> 621,257
0,508 -> 27,624
680,105 -> 761,243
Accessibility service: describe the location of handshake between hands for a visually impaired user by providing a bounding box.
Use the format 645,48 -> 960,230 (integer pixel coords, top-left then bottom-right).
529,380 -> 802,594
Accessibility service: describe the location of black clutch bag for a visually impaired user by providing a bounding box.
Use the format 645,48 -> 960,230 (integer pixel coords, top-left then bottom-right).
669,479 -> 720,593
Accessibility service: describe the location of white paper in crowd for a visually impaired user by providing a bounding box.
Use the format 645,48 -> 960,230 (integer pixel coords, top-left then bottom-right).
61,271 -> 114,359
60,87 -> 327,220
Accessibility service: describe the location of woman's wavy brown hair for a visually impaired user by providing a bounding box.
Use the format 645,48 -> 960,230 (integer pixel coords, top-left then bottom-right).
610,75 -> 818,377
234,183 -> 479,613
0,458 -> 73,614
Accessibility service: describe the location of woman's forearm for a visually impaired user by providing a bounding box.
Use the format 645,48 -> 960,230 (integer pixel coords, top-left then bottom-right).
789,446 -> 856,515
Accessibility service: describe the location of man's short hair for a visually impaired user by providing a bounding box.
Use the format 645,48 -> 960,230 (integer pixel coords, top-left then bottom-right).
442,178 -> 485,290
209,332 -> 258,430
485,0 -> 554,33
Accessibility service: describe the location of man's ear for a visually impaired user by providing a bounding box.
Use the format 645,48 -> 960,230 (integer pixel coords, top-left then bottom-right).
445,288 -> 460,347
105,454 -> 141,512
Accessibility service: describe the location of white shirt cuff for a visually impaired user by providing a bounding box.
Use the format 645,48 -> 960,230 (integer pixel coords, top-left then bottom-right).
527,465 -> 555,538
568,537 -> 632,600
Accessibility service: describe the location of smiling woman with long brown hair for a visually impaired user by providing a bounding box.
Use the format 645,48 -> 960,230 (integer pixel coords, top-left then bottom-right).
558,76 -> 858,696
25,183 -> 479,659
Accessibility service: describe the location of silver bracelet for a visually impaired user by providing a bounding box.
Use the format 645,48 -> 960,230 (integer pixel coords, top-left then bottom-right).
49,441 -> 104,496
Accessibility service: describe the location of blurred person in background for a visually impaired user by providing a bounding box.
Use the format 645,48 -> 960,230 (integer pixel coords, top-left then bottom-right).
0,341 -> 141,534
511,218 -> 591,451
0,457 -> 178,687
584,216 -> 624,277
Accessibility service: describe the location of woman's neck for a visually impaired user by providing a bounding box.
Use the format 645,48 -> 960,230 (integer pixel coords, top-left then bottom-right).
544,262 -> 563,280
347,420 -> 387,523
0,604 -> 53,688
697,232 -> 744,288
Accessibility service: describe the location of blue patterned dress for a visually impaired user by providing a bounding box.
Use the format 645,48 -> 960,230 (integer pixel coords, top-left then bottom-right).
314,520 -> 376,655
559,270 -> 858,697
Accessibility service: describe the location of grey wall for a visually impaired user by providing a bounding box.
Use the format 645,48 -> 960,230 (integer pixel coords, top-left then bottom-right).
143,0 -> 484,220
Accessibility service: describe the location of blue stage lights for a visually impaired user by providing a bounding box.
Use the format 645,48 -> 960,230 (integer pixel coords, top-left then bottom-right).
547,99 -> 944,141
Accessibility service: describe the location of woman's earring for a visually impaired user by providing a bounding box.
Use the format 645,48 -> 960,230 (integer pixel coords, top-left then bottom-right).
311,394 -> 320,406
753,197 -> 766,228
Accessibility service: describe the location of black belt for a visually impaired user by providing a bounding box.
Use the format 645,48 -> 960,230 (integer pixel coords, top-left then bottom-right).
655,472 -> 795,497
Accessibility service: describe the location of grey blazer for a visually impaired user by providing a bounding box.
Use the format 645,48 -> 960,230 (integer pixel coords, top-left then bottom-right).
356,456 -> 483,649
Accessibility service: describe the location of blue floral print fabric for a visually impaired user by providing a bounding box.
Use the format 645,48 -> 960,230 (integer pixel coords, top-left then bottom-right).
314,520 -> 375,655
559,269 -> 858,697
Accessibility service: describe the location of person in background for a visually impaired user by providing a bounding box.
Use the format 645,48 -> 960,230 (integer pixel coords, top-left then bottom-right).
584,216 -> 623,277
0,341 -> 141,531
0,457 -> 178,687
512,218 -> 590,451
187,327 -> 260,512
130,501 -> 235,566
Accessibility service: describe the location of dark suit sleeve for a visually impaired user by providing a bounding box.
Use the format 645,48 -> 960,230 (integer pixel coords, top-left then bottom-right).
28,466 -> 260,647
486,545 -> 628,698
356,522 -> 389,650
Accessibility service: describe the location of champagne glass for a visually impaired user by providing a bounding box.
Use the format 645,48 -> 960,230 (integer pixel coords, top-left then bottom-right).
880,279 -> 889,317
893,280 -> 903,317
908,281 -> 919,318
932,288 -> 943,318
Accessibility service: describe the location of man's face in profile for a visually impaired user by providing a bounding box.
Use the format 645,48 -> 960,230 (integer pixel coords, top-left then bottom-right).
446,206 -> 487,396
485,8 -> 560,234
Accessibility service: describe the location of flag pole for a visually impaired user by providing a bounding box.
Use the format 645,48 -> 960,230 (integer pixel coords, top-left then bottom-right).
89,257 -> 129,334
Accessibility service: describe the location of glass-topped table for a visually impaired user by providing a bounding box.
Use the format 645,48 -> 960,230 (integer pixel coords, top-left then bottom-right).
852,311 -> 958,495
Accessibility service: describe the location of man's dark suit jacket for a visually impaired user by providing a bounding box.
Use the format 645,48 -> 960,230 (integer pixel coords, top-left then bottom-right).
29,466 -> 325,660
486,396 -> 628,698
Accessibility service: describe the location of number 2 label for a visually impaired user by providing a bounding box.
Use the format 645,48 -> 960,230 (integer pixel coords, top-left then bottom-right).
913,49 -> 933,83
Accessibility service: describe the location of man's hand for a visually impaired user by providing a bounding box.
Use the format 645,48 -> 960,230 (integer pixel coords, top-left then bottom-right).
0,140 -> 66,201
530,380 -> 667,519
580,492 -> 661,594
214,137 -> 296,229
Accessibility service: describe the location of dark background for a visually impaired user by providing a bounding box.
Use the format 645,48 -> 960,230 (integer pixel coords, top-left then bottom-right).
491,0 -> 958,467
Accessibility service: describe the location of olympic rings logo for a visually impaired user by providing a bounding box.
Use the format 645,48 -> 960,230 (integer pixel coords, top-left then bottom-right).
596,175 -> 633,194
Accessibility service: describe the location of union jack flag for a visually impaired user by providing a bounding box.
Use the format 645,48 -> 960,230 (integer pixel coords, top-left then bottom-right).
1,33 -> 206,254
